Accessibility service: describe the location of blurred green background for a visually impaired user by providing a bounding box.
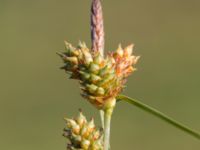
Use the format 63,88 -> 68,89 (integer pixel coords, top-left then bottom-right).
0,0 -> 200,149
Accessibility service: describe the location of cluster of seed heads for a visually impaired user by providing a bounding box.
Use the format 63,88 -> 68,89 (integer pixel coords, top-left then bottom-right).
59,0 -> 140,150
58,41 -> 139,109
63,111 -> 103,150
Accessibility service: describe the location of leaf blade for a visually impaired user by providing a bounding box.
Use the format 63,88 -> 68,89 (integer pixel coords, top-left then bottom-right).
117,95 -> 200,140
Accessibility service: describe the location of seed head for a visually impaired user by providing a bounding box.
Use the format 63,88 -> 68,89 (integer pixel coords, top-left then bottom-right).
63,111 -> 103,150
58,42 -> 139,109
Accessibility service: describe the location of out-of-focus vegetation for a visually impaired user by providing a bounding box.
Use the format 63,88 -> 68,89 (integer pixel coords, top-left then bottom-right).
0,0 -> 200,150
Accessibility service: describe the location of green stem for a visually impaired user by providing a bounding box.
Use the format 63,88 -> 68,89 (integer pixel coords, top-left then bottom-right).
117,95 -> 200,140
100,110 -> 104,129
104,107 -> 113,150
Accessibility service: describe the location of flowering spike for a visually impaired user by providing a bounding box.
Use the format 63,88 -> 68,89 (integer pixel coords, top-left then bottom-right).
81,139 -> 90,149
86,84 -> 98,94
124,44 -> 134,56
90,74 -> 101,82
89,63 -> 100,73
58,42 -> 139,109
64,111 -> 103,150
91,0 -> 104,55
94,53 -> 103,65
78,41 -> 87,49
96,87 -> 105,96
116,44 -> 124,57
64,41 -> 75,52
87,118 -> 95,130
82,49 -> 93,65
76,111 -> 87,128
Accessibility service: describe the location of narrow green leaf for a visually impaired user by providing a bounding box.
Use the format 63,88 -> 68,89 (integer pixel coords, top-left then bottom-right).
117,95 -> 200,140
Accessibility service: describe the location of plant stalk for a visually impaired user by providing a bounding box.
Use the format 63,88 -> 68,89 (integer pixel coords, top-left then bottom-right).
117,95 -> 200,140
104,107 -> 113,150
100,110 -> 105,129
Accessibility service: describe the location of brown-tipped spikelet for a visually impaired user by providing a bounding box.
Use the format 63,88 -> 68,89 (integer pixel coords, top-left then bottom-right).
63,111 -> 103,150
58,41 -> 139,109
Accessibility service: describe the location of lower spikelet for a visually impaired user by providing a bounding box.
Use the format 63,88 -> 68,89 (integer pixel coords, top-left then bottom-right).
58,41 -> 139,109
63,111 -> 103,150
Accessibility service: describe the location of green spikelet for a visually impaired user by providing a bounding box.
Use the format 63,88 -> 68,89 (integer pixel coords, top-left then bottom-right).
58,41 -> 139,109
63,111 -> 103,150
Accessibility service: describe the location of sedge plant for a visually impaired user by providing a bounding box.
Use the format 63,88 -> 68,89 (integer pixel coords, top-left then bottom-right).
57,0 -> 200,150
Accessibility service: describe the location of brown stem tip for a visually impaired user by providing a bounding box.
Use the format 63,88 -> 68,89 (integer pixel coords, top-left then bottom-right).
91,0 -> 105,55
